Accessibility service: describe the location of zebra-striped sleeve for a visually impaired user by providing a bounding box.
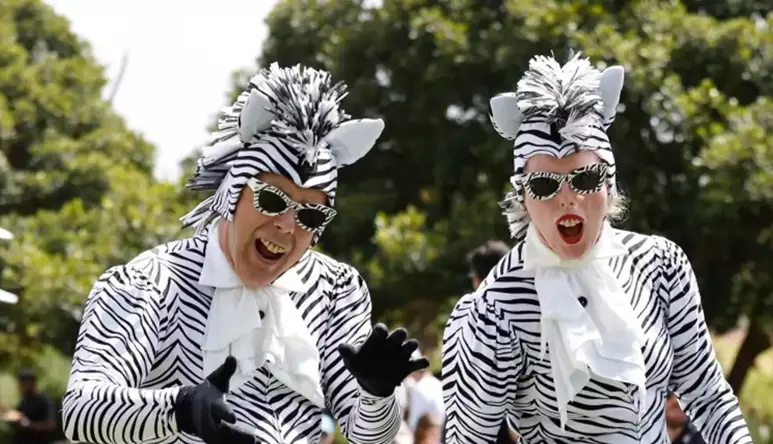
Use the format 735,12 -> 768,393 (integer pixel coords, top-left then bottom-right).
660,237 -> 752,443
321,264 -> 401,444
62,265 -> 179,444
442,290 -> 522,444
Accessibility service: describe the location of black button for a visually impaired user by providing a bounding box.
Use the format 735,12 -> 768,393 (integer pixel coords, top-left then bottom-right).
259,310 -> 265,319
578,296 -> 588,307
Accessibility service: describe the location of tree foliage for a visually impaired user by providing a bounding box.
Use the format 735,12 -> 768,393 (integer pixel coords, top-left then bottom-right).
254,0 -> 773,355
0,0 -> 188,367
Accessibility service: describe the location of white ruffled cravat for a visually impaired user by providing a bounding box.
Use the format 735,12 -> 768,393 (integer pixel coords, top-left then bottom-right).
198,222 -> 325,408
522,221 -> 647,429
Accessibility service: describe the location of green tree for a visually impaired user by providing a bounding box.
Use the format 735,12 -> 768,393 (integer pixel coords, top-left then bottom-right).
253,0 -> 773,389
0,0 -> 189,367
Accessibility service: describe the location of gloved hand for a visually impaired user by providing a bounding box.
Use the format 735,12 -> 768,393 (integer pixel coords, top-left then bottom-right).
338,323 -> 431,397
174,356 -> 258,444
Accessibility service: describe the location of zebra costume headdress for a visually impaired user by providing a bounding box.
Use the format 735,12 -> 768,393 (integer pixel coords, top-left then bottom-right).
490,52 -> 625,240
181,63 -> 384,238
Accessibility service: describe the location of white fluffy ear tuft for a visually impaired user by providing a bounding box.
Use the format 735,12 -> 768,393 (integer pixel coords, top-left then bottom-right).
238,89 -> 274,143
325,118 -> 385,167
599,66 -> 625,124
489,93 -> 524,140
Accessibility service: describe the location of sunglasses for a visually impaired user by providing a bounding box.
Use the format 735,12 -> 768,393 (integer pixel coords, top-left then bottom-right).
247,178 -> 337,232
523,163 -> 607,201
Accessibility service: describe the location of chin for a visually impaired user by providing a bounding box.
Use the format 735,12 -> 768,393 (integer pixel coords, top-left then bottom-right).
238,257 -> 289,289
554,244 -> 589,260
239,271 -> 275,289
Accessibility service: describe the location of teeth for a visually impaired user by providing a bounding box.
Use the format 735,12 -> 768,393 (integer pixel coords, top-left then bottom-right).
260,239 -> 287,254
558,218 -> 582,227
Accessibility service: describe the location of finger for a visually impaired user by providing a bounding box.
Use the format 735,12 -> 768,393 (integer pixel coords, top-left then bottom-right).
337,344 -> 357,367
385,328 -> 408,349
399,338 -> 420,359
358,324 -> 388,354
406,357 -> 431,374
369,324 -> 389,344
218,421 -> 259,444
211,398 -> 237,424
206,356 -> 237,393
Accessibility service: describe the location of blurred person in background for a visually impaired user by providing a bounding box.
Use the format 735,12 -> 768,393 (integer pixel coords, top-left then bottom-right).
1,370 -> 56,444
466,240 -> 510,290
392,381 -> 414,444
61,64 -> 428,444
406,349 -> 444,433
320,409 -> 336,444
442,53 -> 751,443
413,414 -> 441,444
666,393 -> 707,444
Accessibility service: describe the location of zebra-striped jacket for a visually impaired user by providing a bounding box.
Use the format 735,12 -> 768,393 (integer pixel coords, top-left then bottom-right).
62,225 -> 401,444
442,229 -> 751,444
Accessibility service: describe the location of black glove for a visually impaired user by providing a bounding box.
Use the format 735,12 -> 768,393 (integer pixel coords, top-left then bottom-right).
338,323 -> 431,397
174,356 -> 258,444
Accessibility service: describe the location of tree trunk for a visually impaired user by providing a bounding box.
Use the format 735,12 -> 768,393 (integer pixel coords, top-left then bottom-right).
726,321 -> 771,393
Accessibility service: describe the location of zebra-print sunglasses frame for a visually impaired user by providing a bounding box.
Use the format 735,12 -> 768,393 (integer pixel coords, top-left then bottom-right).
523,163 -> 608,201
247,178 -> 337,233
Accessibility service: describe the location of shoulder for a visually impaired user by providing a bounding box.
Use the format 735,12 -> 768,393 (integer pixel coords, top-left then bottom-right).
614,228 -> 692,267
304,249 -> 364,284
475,242 -> 534,306
301,250 -> 369,303
610,227 -> 689,268
93,235 -> 206,298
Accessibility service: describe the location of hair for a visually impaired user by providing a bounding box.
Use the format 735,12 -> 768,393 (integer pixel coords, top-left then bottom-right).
16,369 -> 36,382
413,413 -> 441,443
467,240 -> 511,281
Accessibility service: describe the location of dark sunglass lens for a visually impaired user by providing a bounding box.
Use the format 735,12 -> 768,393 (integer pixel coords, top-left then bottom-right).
257,190 -> 287,213
297,209 -> 328,230
571,170 -> 604,191
527,177 -> 560,198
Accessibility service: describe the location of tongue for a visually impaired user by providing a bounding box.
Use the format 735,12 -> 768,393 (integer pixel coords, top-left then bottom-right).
256,240 -> 282,260
558,224 -> 582,237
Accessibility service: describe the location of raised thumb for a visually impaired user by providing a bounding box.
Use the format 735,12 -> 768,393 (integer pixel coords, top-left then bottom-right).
206,356 -> 237,393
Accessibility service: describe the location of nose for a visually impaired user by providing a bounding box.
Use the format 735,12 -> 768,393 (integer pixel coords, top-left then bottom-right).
556,181 -> 578,208
273,209 -> 296,234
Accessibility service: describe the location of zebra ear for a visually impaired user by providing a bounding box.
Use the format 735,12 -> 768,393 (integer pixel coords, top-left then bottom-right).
239,89 -> 274,143
599,66 -> 624,127
325,118 -> 385,167
490,93 -> 523,140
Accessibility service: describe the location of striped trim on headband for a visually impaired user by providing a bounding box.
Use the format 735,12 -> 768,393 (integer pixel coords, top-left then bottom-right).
489,52 -> 625,240
180,63 -> 385,236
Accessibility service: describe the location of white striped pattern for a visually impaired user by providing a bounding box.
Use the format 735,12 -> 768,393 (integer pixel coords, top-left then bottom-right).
62,227 -> 401,444
442,229 -> 751,443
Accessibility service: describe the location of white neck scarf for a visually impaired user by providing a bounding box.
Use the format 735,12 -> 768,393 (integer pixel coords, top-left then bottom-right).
198,221 -> 325,408
522,221 -> 647,429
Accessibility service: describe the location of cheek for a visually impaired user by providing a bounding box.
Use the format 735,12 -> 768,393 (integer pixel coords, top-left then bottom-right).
583,189 -> 608,216
292,229 -> 315,251
234,203 -> 268,239
524,197 -> 557,223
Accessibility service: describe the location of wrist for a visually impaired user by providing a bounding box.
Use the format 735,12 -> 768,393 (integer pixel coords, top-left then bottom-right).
173,385 -> 197,434
19,417 -> 31,428
358,384 -> 395,401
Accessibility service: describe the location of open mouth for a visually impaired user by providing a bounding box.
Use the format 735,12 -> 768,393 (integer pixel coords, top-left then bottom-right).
255,238 -> 287,262
556,215 -> 584,245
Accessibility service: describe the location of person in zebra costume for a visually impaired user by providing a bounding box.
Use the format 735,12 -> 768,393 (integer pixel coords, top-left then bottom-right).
62,63 -> 429,444
441,53 -> 751,443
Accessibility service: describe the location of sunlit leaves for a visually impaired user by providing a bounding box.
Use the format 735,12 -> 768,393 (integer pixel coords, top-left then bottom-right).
254,0 -> 773,345
0,0 -> 189,369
